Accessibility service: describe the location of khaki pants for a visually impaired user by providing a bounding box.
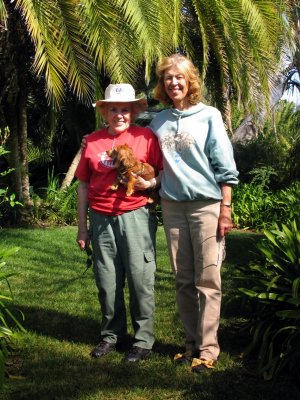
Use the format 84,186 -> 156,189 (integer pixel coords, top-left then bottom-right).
161,198 -> 225,361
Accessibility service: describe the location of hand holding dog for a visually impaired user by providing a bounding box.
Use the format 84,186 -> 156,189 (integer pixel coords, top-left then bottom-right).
131,173 -> 153,191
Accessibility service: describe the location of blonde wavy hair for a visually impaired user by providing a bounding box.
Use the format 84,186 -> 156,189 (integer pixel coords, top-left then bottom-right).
153,54 -> 202,106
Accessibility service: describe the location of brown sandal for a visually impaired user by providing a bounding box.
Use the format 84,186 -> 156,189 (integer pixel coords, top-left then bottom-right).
191,358 -> 215,373
173,350 -> 199,364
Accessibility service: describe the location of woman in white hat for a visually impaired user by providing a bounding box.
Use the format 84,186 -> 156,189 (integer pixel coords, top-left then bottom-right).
75,84 -> 162,363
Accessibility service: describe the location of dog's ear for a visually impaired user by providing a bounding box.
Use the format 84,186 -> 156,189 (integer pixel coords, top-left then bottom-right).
119,147 -> 137,168
119,149 -> 131,166
122,145 -> 135,158
129,156 -> 138,168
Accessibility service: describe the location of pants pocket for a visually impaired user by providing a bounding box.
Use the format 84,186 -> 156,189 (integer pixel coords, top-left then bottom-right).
143,251 -> 156,287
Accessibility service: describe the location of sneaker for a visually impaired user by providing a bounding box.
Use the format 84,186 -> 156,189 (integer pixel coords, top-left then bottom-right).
125,346 -> 151,363
90,341 -> 116,358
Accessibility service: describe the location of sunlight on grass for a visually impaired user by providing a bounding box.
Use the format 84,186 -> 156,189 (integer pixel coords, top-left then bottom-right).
0,227 -> 299,399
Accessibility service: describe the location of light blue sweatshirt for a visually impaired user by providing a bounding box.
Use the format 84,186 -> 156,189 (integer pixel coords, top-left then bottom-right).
149,103 -> 239,201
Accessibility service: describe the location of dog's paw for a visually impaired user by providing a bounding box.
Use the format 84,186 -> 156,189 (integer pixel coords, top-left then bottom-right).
111,184 -> 119,191
126,189 -> 134,196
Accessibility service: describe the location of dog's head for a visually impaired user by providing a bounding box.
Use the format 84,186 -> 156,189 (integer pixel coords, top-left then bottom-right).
107,144 -> 136,171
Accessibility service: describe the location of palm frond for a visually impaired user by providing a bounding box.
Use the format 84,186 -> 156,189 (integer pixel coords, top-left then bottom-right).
0,0 -> 7,31
16,0 -> 95,106
181,0 -> 296,117
81,0 -> 177,84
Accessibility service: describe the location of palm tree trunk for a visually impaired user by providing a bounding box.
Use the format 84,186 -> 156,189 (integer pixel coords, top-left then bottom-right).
18,90 -> 31,205
60,148 -> 82,189
7,110 -> 22,201
2,4 -> 32,206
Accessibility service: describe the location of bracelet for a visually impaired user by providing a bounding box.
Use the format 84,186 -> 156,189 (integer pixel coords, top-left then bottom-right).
221,203 -> 231,208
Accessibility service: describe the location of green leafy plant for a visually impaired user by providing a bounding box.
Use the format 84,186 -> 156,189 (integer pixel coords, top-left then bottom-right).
232,182 -> 300,231
233,101 -> 300,189
0,146 -> 23,224
274,182 -> 300,221
236,219 -> 300,381
0,247 -> 26,389
232,183 -> 274,230
0,145 -> 25,390
32,168 -> 79,225
248,166 -> 278,190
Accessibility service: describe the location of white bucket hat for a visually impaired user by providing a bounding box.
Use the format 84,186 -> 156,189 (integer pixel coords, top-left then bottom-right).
95,84 -> 147,108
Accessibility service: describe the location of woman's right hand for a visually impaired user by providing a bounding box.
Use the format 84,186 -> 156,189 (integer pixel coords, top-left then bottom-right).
77,229 -> 89,250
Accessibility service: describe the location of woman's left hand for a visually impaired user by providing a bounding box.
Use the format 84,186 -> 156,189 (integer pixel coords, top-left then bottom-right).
218,207 -> 233,237
132,174 -> 153,191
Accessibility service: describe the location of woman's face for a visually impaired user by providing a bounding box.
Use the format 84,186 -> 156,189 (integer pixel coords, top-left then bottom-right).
106,102 -> 132,135
163,65 -> 189,109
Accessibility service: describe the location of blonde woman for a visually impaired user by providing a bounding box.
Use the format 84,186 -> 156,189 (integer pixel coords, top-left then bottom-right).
150,54 -> 239,373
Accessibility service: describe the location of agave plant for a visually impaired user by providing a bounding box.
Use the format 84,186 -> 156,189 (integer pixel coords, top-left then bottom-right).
237,219 -> 300,381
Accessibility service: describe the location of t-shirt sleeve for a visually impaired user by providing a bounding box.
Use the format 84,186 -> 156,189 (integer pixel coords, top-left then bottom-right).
75,148 -> 91,182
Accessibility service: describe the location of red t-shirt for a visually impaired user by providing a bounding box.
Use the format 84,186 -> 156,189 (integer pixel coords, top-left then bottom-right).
75,125 -> 163,215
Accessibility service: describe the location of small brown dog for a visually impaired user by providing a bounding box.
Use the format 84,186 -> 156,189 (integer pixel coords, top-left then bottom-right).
107,144 -> 156,201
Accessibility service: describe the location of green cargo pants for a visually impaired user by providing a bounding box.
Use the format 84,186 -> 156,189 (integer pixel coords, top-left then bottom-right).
89,206 -> 157,349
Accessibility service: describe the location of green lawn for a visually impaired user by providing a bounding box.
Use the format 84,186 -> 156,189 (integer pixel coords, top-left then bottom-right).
0,227 -> 299,399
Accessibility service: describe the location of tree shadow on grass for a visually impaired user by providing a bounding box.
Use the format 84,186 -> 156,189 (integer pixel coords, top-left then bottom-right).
15,304 -> 101,345
13,304 -> 180,360
4,306 -> 300,399
225,231 -> 263,266
5,343 -> 300,400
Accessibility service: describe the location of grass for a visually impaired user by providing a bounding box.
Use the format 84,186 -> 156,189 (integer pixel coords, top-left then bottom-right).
0,226 -> 299,399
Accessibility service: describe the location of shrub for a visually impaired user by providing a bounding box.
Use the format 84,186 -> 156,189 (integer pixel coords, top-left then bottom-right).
232,181 -> 300,231
32,168 -> 79,225
0,146 -> 23,226
233,101 -> 300,189
235,219 -> 300,381
0,246 -> 26,390
232,184 -> 273,230
0,145 -> 26,390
